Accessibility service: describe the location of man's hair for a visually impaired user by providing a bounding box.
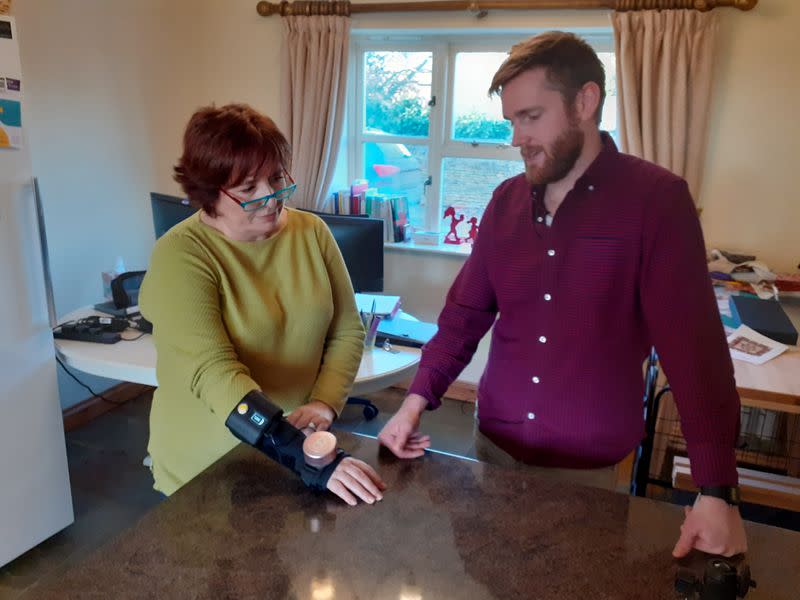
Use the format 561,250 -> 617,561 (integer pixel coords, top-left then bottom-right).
489,31 -> 606,125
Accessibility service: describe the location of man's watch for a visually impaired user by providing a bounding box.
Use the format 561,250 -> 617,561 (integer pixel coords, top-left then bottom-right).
699,486 -> 741,506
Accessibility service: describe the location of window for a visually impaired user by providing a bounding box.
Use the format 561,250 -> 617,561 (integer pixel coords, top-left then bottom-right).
344,32 -> 617,238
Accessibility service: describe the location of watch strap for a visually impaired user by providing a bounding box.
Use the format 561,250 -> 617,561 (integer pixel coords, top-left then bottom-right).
700,486 -> 741,506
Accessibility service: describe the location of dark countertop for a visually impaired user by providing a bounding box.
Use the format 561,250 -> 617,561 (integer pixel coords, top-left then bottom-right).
22,433 -> 800,599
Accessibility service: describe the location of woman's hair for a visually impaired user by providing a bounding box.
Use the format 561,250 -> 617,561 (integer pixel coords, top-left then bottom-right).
489,31 -> 606,126
174,103 -> 292,216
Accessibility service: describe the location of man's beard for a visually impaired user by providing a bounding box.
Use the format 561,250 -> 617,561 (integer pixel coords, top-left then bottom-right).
522,122 -> 584,186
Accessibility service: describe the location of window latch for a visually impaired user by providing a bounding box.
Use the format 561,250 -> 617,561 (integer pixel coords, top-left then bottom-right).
428,96 -> 436,107
424,175 -> 432,187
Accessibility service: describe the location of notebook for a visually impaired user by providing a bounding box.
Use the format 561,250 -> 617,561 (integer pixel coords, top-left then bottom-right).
729,295 -> 798,346
376,318 -> 438,348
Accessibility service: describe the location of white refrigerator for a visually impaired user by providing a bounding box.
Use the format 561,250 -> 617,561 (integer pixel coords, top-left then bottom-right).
0,15 -> 73,568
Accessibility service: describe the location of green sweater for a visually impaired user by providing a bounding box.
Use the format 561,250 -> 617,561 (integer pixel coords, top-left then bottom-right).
140,208 -> 364,495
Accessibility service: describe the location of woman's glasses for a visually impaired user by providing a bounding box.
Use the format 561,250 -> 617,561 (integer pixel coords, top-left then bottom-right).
221,173 -> 297,213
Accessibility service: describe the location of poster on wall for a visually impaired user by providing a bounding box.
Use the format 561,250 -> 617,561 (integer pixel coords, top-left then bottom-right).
0,16 -> 23,148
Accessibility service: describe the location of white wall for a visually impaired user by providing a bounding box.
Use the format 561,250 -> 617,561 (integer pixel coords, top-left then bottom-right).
700,0 -> 800,272
14,0 -> 207,407
12,1 -> 799,405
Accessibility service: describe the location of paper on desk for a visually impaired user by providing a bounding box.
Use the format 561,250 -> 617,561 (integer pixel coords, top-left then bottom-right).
355,293 -> 400,317
727,325 -> 788,365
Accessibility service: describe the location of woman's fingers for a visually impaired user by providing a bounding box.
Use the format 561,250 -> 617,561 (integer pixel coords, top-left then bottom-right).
327,478 -> 358,506
314,417 -> 332,431
288,406 -> 332,431
351,459 -> 387,490
343,462 -> 384,499
337,471 -> 378,505
327,459 -> 387,505
285,410 -> 303,428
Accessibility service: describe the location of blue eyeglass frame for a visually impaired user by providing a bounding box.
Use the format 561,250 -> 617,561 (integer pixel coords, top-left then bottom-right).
221,173 -> 297,213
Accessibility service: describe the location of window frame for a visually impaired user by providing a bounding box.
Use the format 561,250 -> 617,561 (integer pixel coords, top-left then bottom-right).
348,30 -> 616,234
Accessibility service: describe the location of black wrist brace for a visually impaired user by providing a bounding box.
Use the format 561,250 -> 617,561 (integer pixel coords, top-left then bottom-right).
224,390 -> 346,491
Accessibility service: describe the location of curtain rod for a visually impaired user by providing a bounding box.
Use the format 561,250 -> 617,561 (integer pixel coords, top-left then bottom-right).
256,0 -> 758,18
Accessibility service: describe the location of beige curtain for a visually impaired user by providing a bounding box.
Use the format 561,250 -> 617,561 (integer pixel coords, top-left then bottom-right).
613,10 -> 718,204
281,16 -> 350,211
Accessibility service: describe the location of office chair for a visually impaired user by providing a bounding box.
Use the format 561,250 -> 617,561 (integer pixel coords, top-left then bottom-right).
345,397 -> 379,420
631,347 -> 673,497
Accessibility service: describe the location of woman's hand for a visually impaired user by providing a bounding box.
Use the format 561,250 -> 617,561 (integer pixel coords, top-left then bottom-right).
287,400 -> 336,432
327,457 -> 387,506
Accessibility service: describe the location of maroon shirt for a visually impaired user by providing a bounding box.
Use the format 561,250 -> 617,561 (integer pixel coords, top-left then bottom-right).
409,135 -> 739,487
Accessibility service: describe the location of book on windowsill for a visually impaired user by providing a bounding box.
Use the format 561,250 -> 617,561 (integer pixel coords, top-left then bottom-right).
354,293 -> 401,319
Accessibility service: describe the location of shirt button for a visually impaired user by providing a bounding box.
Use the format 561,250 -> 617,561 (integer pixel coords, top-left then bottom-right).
543,293 -> 552,301
527,412 -> 536,420
537,216 -> 543,223
538,336 -> 547,344
547,249 -> 555,257
588,184 -> 595,191
532,376 -> 540,384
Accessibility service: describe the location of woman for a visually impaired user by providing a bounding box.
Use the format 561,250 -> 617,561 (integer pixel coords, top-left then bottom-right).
140,103 -> 385,505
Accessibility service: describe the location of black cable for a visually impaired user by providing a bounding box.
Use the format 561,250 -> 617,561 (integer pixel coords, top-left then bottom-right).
55,355 -> 125,405
120,332 -> 146,341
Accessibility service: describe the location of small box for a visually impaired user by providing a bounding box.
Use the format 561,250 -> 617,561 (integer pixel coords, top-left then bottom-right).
413,230 -> 440,246
729,295 -> 798,346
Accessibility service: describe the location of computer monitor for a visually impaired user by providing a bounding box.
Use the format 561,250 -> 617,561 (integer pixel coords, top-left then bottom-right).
149,196 -> 384,292
150,192 -> 197,239
314,213 -> 384,293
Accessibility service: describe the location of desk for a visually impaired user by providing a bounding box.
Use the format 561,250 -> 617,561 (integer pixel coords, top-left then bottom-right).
649,299 -> 800,494
20,432 -> 800,599
731,299 -> 800,413
54,307 -> 421,397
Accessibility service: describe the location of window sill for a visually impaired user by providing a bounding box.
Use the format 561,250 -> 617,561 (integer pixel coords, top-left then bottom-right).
384,240 -> 472,258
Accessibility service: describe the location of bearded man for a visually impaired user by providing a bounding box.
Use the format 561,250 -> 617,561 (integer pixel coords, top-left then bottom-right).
378,31 -> 747,559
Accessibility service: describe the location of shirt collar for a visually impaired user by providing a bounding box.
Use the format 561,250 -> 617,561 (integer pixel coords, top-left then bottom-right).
577,131 -> 619,190
529,131 -> 619,200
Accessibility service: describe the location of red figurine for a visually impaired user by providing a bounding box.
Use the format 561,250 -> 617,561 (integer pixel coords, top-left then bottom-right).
466,216 -> 479,244
443,205 -> 464,244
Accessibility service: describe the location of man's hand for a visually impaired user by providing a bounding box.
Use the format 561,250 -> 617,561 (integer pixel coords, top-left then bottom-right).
378,394 -> 431,458
672,494 -> 748,558
286,400 -> 336,432
327,457 -> 387,506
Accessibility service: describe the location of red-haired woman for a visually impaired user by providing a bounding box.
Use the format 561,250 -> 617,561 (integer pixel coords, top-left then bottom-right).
140,104 -> 386,505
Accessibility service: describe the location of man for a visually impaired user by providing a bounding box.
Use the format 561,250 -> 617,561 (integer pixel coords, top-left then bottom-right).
378,31 -> 747,558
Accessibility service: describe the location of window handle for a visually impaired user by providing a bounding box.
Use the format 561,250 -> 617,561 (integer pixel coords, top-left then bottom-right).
421,175 -> 432,206
428,96 -> 436,107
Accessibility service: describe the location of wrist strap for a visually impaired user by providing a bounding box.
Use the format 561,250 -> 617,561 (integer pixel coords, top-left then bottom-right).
226,391 -> 349,491
299,450 -> 347,491
700,486 -> 741,506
